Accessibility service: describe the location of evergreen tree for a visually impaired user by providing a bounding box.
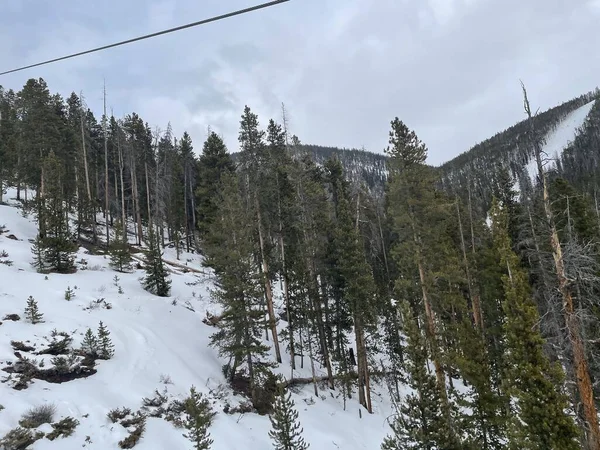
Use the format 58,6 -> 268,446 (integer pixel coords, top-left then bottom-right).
30,234 -> 46,273
81,328 -> 98,358
386,118 -> 449,406
325,158 -> 377,412
142,226 -> 171,297
269,384 -> 309,450
35,151 -> 77,273
195,132 -> 235,237
109,221 -> 132,272
97,321 -> 115,360
490,198 -> 579,450
24,296 -> 44,324
183,386 -> 214,450
382,300 -> 458,450
204,172 -> 273,404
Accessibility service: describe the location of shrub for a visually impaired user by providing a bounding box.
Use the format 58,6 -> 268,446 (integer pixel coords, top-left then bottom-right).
46,416 -> 80,440
11,340 -> 35,352
118,414 -> 146,449
18,403 -> 57,428
0,427 -> 44,448
107,407 -> 132,423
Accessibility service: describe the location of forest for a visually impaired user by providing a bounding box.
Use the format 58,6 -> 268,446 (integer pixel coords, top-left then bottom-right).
3,77 -> 600,449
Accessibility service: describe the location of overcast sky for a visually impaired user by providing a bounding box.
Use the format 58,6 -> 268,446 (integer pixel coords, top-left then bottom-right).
1,0 -> 599,165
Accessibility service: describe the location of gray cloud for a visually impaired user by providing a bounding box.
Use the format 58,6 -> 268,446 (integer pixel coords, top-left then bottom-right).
1,0 -> 599,164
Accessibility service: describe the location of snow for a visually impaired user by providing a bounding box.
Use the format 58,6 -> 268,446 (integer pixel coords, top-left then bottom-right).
0,188 -> 395,449
526,100 -> 596,181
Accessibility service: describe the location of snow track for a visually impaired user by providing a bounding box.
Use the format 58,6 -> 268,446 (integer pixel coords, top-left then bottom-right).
526,100 -> 596,180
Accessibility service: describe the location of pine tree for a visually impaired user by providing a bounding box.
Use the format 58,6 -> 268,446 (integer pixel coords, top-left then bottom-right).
269,384 -> 309,450
204,172 -> 273,404
195,132 -> 235,238
97,321 -> 115,360
382,300 -> 458,450
490,198 -> 579,450
34,151 -> 77,273
183,386 -> 214,450
24,296 -> 44,324
31,234 -> 46,272
326,158 -> 377,412
81,328 -> 98,358
142,226 -> 171,297
64,286 -> 75,301
109,221 -> 132,272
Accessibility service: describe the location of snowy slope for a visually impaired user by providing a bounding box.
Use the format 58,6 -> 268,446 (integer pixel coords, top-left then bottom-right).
0,190 -> 394,449
526,100 -> 596,180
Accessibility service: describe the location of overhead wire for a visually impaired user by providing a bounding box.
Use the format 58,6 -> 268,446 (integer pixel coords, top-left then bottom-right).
0,0 -> 290,76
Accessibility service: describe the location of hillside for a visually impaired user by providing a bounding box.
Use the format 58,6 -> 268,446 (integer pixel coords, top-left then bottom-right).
231,144 -> 389,194
438,89 -> 600,214
0,189 -> 394,449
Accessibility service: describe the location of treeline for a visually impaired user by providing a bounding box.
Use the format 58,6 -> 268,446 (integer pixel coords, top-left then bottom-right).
3,78 -> 600,449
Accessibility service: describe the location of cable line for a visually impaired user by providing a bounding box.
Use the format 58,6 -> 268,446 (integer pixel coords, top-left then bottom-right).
0,0 -> 290,76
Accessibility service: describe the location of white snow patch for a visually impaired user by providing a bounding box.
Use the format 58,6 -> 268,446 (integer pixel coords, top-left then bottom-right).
0,188 -> 396,449
526,100 -> 596,181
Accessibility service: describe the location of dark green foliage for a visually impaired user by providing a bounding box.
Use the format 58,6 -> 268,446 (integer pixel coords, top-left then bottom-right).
41,330 -> 73,355
382,301 -> 458,450
196,132 -> 235,237
490,198 -> 579,450
109,221 -> 132,272
46,417 -> 79,440
269,384 -> 309,450
204,172 -> 273,402
33,151 -> 78,273
97,321 -> 115,359
30,235 -> 46,272
24,296 -> 43,324
142,227 -> 171,297
183,386 -> 215,450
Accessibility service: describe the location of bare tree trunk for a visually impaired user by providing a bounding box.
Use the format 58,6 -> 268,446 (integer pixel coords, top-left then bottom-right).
279,220 -> 295,373
16,154 -> 21,201
522,82 -> 600,450
118,137 -> 126,241
184,167 -> 189,252
103,83 -> 110,247
456,199 -> 483,331
129,147 -> 142,245
189,174 -> 197,250
145,161 -> 152,229
255,193 -> 282,363
80,101 -> 96,245
412,219 -> 447,404
354,193 -> 372,413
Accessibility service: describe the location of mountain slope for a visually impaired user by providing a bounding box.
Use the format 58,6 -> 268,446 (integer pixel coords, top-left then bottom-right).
438,89 -> 599,214
0,190 -> 394,449
232,144 -> 389,194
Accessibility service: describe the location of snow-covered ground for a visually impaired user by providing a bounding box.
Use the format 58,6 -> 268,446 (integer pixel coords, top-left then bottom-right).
526,100 -> 596,180
0,188 -> 394,449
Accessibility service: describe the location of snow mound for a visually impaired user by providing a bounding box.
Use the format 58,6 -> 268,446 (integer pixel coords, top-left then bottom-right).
526,100 -> 596,181
0,189 -> 393,449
